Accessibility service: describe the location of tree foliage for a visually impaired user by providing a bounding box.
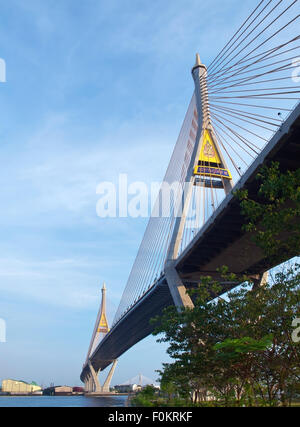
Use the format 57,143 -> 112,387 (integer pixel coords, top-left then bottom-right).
152,267 -> 299,406
150,165 -> 300,407
236,162 -> 300,264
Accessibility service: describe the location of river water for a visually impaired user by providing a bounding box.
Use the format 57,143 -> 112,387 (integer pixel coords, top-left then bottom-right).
0,395 -> 128,407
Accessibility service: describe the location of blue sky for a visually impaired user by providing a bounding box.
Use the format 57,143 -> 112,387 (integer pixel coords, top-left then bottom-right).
0,0 -> 258,387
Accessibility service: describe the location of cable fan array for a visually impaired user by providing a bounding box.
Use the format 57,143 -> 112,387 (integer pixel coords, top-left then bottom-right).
113,0 -> 300,325
208,0 -> 300,172
178,0 -> 300,257
113,96 -> 197,324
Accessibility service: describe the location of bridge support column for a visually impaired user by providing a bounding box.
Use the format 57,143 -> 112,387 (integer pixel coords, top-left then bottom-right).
102,359 -> 118,393
164,55 -> 234,310
89,374 -> 93,392
83,375 -> 89,393
165,263 -> 194,309
85,373 -> 91,393
88,361 -> 101,393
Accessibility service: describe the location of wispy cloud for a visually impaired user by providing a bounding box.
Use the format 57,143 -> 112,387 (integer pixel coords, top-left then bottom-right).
0,0 -> 269,385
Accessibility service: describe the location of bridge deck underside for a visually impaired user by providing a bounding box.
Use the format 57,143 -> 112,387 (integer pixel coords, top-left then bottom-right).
81,103 -> 300,379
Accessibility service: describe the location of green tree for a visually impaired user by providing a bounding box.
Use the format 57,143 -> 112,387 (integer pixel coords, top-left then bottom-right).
236,162 -> 300,264
131,385 -> 157,407
150,165 -> 300,407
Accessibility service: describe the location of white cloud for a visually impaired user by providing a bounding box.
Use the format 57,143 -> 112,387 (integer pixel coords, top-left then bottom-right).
0,256 -> 122,311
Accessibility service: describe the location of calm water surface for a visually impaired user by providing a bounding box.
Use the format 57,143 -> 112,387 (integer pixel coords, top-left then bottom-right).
0,395 -> 128,407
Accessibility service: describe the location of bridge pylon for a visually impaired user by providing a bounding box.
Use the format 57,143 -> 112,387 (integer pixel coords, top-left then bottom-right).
82,283 -> 118,394
165,54 -> 233,309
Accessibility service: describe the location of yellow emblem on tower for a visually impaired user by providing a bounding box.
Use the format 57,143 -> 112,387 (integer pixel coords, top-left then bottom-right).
199,129 -> 221,165
96,282 -> 110,334
194,129 -> 232,180
97,312 -> 109,333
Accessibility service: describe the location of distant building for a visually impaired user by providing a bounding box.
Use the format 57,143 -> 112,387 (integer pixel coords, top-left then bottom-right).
72,386 -> 84,394
114,374 -> 160,394
2,379 -> 41,394
32,390 -> 43,395
43,386 -> 73,396
148,384 -> 160,391
114,384 -> 142,393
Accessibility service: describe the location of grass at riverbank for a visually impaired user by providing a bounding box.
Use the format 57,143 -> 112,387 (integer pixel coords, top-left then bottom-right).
130,386 -> 300,407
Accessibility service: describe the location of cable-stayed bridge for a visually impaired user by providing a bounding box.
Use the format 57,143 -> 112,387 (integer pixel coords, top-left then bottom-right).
81,0 -> 300,391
